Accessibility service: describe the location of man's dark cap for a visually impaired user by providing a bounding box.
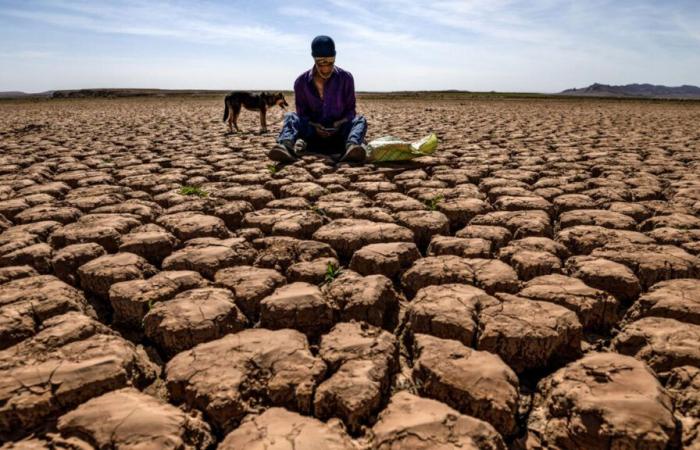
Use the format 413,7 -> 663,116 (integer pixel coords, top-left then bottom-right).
311,35 -> 336,57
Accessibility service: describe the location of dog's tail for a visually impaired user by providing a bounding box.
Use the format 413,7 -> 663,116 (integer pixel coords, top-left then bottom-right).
223,96 -> 229,122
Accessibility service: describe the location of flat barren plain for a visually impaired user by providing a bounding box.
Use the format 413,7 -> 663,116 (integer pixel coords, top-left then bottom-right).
1,95 -> 699,449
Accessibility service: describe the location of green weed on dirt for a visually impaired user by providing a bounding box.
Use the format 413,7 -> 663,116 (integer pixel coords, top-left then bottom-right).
323,261 -> 343,284
179,186 -> 208,198
425,194 -> 444,211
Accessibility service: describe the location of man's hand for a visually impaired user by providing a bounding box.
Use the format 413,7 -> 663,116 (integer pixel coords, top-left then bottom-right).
311,122 -> 336,138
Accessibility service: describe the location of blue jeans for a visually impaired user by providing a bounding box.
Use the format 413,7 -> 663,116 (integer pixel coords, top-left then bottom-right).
277,112 -> 367,154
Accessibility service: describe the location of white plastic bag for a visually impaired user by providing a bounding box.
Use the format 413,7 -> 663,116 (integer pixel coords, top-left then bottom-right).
367,133 -> 438,162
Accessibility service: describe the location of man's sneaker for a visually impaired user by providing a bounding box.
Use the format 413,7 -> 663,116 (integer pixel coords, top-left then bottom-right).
294,139 -> 308,155
269,143 -> 297,163
340,143 -> 367,163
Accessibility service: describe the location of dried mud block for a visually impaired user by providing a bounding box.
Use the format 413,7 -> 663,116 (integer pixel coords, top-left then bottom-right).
7,221 -> 62,240
165,329 -> 325,433
287,257 -> 339,284
252,236 -> 337,272
556,225 -> 653,255
51,242 -> 106,285
641,212 -> 700,231
477,294 -> 582,373
162,237 -> 257,279
15,204 -> 81,225
213,200 -> 254,229
0,265 -> 38,285
156,211 -> 229,241
412,333 -> 519,436
470,210 -> 552,238
0,230 -> 40,257
0,312 -> 156,439
647,227 -> 700,248
493,195 -> 553,215
624,278 -> 700,325
455,224 -> 513,250
590,243 -> 700,289
48,213 -> 141,252
218,185 -> 275,209
92,199 -> 162,222
278,181 -> 327,200
243,208 -> 325,239
354,181 -> 398,197
552,193 -> 596,214
266,196 -> 311,210
118,228 -> 178,264
349,242 -> 421,278
313,219 -> 414,260
0,275 -> 93,350
559,209 -> 637,230
564,255 -> 641,303
214,265 -> 285,322
0,198 -> 28,221
78,252 -> 157,298
401,255 -> 474,298
401,256 -> 519,298
436,197 -> 492,230
322,271 -> 401,329
110,270 -> 208,326
374,192 -> 425,212
527,352 -> 678,449
260,282 -> 335,338
666,366 -> 700,448
427,235 -> 491,258
607,201 -> 651,222
406,284 -> 499,346
314,322 -> 398,433
55,388 -> 214,449
517,274 -> 620,331
0,242 -> 52,274
498,236 -> 570,280
368,391 -> 506,450
394,210 -> 450,249
219,408 -> 356,450
143,287 -> 248,358
612,317 -> 700,374
498,236 -> 570,261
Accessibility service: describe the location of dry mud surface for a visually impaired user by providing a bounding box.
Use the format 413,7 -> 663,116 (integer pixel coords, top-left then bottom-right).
1,96 -> 700,449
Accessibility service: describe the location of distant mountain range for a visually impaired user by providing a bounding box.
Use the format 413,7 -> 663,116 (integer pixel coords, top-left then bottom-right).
560,83 -> 700,99
0,90 -> 52,98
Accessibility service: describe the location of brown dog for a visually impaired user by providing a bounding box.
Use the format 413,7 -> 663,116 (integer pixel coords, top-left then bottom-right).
223,91 -> 288,133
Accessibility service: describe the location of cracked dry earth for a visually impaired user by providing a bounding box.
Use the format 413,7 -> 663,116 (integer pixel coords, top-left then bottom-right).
1,95 -> 700,450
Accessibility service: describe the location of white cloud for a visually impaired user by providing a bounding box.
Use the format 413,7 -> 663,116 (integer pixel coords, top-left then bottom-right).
1,0 -> 698,92
1,1 -> 306,49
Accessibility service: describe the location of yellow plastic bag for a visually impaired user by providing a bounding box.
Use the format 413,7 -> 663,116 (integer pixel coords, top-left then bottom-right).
367,133 -> 438,162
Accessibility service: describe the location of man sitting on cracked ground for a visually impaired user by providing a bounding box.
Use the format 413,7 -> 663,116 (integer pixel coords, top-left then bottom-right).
270,35 -> 368,164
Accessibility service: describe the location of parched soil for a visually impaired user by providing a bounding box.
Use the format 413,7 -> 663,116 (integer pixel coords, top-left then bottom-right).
1,95 -> 700,449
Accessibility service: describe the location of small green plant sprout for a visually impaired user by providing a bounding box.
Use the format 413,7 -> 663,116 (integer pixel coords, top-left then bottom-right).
267,164 -> 278,174
323,261 -> 343,284
308,205 -> 328,217
425,194 -> 444,211
179,186 -> 208,198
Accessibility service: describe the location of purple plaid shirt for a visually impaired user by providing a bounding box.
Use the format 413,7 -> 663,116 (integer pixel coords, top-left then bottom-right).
293,65 -> 356,127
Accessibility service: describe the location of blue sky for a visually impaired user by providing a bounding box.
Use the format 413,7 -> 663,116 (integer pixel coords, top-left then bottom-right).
1,0 -> 699,92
